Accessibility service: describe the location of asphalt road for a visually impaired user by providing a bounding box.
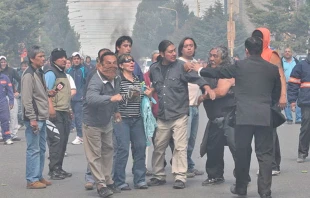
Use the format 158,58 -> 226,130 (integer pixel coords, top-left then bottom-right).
0,107 -> 309,198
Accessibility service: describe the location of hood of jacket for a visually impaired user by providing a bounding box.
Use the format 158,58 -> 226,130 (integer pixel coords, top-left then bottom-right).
253,27 -> 276,62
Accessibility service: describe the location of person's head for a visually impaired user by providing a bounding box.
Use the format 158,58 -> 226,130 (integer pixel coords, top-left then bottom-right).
178,37 -> 197,59
98,52 -> 118,81
118,54 -> 135,74
65,58 -> 71,70
158,40 -> 176,65
71,52 -> 82,66
20,61 -> 28,71
151,50 -> 160,63
85,56 -> 91,64
97,48 -> 111,63
208,46 -> 229,67
245,36 -> 263,56
115,36 -> 133,55
51,48 -> 67,70
28,45 -> 45,68
283,47 -> 293,60
0,56 -> 8,70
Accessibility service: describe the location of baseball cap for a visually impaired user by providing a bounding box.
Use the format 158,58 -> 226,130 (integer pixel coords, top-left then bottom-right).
0,56 -> 7,60
72,52 -> 81,58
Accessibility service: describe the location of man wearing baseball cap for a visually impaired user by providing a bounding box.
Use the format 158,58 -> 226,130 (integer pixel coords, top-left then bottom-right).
0,56 -> 21,142
67,52 -> 88,145
44,48 -> 72,180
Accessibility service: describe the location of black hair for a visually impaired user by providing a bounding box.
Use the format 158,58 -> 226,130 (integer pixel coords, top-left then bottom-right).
157,40 -> 174,62
178,37 -> 197,57
20,60 -> 28,65
245,37 -> 263,55
115,36 -> 133,53
98,48 -> 111,58
252,30 -> 263,39
99,51 -> 117,64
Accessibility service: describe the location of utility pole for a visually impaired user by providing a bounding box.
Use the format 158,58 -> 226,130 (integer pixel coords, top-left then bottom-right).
227,0 -> 235,57
196,0 -> 200,17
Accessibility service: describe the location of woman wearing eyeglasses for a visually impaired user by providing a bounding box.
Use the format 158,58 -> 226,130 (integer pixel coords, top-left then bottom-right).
113,54 -> 152,190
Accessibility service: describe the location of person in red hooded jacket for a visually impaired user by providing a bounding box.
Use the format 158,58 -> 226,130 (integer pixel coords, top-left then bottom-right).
252,28 -> 286,176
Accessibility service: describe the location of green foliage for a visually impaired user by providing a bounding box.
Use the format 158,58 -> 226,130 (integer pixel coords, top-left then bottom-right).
0,0 -> 80,65
246,0 -> 310,53
132,0 -> 247,60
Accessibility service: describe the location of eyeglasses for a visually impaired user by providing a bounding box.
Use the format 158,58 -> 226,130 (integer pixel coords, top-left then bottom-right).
122,58 -> 134,63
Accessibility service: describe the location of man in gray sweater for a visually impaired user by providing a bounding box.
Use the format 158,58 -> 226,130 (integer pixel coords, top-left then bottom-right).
83,51 -> 122,198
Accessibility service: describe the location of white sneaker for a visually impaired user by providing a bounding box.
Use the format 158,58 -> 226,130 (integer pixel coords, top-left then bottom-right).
71,137 -> 83,145
272,170 -> 281,176
256,170 -> 259,175
4,139 -> 13,145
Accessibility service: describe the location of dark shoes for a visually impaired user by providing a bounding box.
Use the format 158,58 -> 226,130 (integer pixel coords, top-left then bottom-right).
173,180 -> 185,189
97,186 -> 113,198
202,177 -> 225,186
134,183 -> 148,189
107,184 -> 121,193
12,137 -> 21,141
147,178 -> 166,186
59,169 -> 72,177
297,154 -> 306,163
260,193 -> 272,198
286,120 -> 293,124
230,184 -> 247,196
48,170 -> 66,180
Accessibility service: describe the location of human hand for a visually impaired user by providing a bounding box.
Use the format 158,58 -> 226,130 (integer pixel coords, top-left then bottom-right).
111,94 -> 122,102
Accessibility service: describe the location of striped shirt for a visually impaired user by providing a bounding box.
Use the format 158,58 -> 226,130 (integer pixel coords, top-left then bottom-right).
119,73 -> 143,118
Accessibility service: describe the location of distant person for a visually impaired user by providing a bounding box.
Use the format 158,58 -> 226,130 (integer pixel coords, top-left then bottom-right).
67,52 -> 88,145
115,36 -> 144,82
0,66 -> 14,145
282,47 -> 301,124
287,50 -> 310,163
84,56 -> 95,71
17,61 -> 28,128
0,56 -> 21,142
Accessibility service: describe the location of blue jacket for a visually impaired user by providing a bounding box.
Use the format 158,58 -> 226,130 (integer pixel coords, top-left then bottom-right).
0,73 -> 14,110
288,54 -> 310,106
67,65 -> 88,102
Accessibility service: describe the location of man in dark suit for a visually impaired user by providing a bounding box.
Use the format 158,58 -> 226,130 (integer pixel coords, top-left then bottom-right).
189,37 -> 281,198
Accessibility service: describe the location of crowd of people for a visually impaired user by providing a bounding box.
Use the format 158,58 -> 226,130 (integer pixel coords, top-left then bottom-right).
0,27 -> 309,198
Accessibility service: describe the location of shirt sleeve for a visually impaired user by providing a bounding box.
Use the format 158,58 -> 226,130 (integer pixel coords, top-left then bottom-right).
66,74 -> 76,89
44,71 -> 56,90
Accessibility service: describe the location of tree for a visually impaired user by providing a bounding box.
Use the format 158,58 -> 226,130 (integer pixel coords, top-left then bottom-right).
246,0 -> 310,53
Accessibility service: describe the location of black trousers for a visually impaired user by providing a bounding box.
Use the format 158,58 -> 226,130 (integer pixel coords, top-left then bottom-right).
235,125 -> 273,196
47,111 -> 70,171
205,121 -> 226,179
299,106 -> 310,157
272,128 -> 281,171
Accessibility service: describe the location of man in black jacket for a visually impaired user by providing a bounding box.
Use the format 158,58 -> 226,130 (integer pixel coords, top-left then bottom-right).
189,37 -> 281,198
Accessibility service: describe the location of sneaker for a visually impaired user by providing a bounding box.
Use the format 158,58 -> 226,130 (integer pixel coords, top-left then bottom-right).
230,183 -> 247,196
12,137 -> 21,141
85,182 -> 94,190
257,170 -> 259,175
188,168 -> 204,175
297,156 -> 306,163
4,139 -> 13,145
134,183 -> 148,189
295,121 -> 302,124
107,184 -> 121,193
272,170 -> 280,176
186,172 -> 195,178
147,178 -> 166,186
97,186 -> 113,198
59,169 -> 72,177
48,170 -> 66,180
260,194 -> 272,198
173,180 -> 185,189
72,136 -> 83,145
27,181 -> 46,189
202,177 -> 225,186
64,152 -> 68,157
39,178 -> 52,186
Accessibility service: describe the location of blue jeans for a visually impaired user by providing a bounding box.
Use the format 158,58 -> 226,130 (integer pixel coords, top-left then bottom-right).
71,101 -> 83,137
85,164 -> 95,184
113,117 -> 146,188
25,120 -> 47,183
187,106 -> 199,171
284,102 -> 301,122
